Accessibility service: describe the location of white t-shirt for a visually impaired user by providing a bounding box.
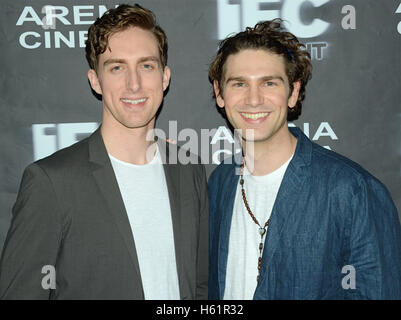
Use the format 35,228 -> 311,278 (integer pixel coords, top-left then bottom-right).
223,156 -> 292,300
109,146 -> 180,300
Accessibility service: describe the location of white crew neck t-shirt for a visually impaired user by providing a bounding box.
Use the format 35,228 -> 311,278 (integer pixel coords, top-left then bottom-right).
223,156 -> 293,300
109,146 -> 180,300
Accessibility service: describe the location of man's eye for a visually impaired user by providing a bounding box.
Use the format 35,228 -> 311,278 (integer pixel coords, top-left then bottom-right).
143,63 -> 154,70
265,81 -> 276,87
111,65 -> 121,72
233,82 -> 245,87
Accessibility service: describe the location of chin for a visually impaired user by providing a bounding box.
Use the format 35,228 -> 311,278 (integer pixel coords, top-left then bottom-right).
123,122 -> 153,130
123,115 -> 157,129
237,130 -> 270,142
242,137 -> 269,144
125,119 -> 154,129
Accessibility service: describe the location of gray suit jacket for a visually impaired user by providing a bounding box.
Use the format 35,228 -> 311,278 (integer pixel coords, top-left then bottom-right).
0,127 -> 208,299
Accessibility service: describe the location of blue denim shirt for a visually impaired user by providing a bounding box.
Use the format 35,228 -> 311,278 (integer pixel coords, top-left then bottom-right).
208,127 -> 401,299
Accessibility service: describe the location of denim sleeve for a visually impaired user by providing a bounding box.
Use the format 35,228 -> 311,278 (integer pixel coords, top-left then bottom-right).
345,177 -> 401,299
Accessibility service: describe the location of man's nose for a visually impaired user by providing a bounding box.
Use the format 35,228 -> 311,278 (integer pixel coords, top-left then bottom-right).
245,85 -> 263,107
126,68 -> 141,92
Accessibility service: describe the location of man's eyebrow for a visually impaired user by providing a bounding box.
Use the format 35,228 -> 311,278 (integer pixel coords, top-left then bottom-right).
137,56 -> 160,64
103,56 -> 161,67
225,76 -> 246,84
261,75 -> 285,83
225,75 -> 285,83
103,58 -> 127,67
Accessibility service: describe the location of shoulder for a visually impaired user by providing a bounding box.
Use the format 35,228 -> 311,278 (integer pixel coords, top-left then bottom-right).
164,140 -> 205,170
308,141 -> 391,198
291,127 -> 387,192
161,142 -> 207,189
208,155 -> 237,191
35,135 -> 91,171
25,136 -> 92,187
310,142 -> 374,179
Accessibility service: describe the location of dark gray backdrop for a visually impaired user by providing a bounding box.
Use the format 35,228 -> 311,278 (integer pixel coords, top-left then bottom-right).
1,0 -> 400,253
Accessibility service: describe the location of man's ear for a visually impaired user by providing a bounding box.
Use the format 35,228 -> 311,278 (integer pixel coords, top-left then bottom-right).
213,80 -> 225,108
88,69 -> 102,95
162,66 -> 171,91
288,81 -> 301,109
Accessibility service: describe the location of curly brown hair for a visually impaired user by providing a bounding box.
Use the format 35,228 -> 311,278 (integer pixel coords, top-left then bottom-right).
85,4 -> 168,72
209,19 -> 312,120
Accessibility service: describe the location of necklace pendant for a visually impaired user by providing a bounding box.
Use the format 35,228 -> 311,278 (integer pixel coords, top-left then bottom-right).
259,227 -> 266,236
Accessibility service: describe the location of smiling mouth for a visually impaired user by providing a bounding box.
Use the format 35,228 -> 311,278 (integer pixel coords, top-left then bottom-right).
240,112 -> 270,120
121,98 -> 147,105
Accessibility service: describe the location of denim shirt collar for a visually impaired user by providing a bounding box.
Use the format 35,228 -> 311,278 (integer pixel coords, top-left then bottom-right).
228,127 -> 312,169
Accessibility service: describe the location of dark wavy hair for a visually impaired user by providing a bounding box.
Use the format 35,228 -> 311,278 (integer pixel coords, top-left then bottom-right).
208,19 -> 312,120
85,4 -> 168,71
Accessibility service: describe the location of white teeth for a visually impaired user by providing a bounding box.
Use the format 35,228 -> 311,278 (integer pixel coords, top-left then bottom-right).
240,112 -> 269,120
121,98 -> 147,105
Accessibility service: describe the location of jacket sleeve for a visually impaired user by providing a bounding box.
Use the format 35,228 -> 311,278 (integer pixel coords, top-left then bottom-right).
345,177 -> 401,299
0,163 -> 62,299
195,164 -> 209,300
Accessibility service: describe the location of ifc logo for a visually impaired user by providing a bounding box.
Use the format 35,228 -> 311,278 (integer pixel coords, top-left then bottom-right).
217,0 -> 331,39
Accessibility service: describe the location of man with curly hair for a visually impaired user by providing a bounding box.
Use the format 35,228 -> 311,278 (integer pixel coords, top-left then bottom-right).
208,19 -> 401,299
0,4 -> 208,299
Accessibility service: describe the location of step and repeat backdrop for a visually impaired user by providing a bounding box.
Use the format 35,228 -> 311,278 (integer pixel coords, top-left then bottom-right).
0,0 -> 400,252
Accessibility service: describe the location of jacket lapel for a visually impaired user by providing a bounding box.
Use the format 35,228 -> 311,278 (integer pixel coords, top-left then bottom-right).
88,127 -> 144,298
157,139 -> 186,299
217,159 -> 241,299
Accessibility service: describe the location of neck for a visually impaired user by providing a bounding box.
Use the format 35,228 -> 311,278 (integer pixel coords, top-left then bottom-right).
242,126 -> 297,176
101,120 -> 157,165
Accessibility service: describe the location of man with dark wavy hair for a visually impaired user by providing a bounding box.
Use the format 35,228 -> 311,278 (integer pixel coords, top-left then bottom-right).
208,19 -> 401,299
0,4 -> 208,299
